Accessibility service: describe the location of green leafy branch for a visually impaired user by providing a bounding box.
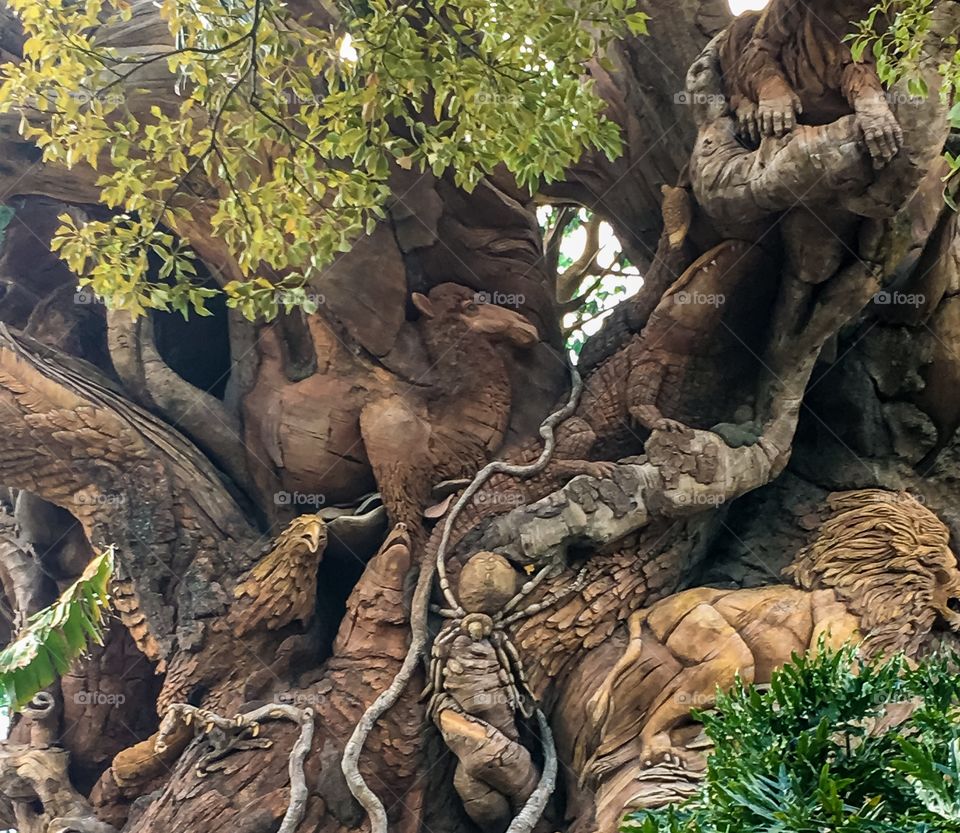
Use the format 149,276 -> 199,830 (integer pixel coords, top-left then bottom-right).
623,645 -> 960,833
0,0 -> 648,319
0,547 -> 114,712
850,0 -> 960,200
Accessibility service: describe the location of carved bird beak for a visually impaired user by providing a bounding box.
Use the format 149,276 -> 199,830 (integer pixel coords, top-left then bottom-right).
294,517 -> 327,552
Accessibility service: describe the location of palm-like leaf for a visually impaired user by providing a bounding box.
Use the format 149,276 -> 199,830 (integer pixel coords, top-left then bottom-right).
0,547 -> 114,711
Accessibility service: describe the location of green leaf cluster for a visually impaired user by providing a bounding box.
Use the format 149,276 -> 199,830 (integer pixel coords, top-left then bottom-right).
0,548 -> 114,711
849,1 -> 960,201
0,0 -> 643,318
623,645 -> 960,833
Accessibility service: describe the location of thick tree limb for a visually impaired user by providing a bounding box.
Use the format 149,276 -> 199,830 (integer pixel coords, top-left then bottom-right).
0,325 -> 259,662
106,309 -> 250,489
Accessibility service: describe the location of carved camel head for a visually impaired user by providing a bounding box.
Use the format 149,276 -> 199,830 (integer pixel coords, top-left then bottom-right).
412,283 -> 539,349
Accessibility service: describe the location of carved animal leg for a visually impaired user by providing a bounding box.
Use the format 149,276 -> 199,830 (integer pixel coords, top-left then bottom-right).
587,611 -> 646,733
755,75 -> 803,138
639,604 -> 754,767
359,396 -> 433,532
731,94 -> 761,146
198,737 -> 273,775
627,359 -> 687,433
736,1 -> 804,137
843,64 -> 903,168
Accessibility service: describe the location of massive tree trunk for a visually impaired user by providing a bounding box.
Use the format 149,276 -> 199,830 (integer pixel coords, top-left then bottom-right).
0,2 -> 958,833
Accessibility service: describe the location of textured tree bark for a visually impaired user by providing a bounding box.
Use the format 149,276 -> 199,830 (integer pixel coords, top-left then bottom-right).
0,1 -> 957,833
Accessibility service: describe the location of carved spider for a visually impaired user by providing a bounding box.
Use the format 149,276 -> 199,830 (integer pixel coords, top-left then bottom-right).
423,551 -> 586,721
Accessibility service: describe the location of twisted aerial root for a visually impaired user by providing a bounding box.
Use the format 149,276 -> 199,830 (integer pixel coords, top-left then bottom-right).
341,365 -> 584,833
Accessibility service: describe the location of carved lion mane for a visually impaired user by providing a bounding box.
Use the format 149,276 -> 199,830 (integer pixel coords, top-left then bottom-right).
784,489 -> 960,657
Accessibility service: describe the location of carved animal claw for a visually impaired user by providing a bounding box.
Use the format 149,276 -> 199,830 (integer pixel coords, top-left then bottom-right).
640,734 -> 689,770
583,460 -> 618,479
856,100 -> 904,169
735,99 -> 761,146
757,91 -> 802,138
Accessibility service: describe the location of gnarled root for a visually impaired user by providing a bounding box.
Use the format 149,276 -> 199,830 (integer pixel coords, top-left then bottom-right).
0,744 -> 117,833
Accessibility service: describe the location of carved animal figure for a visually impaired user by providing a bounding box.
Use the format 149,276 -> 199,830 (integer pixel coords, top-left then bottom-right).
579,238 -> 773,455
245,283 -> 538,534
158,514 -> 329,715
427,551 -> 586,831
423,239 -> 775,575
583,490 -> 960,806
577,185 -> 696,374
718,2 -> 903,167
229,514 -> 327,636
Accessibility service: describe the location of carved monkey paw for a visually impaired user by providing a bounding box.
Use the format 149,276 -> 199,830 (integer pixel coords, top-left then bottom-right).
757,93 -> 802,138
856,102 -> 904,169
734,99 -> 761,146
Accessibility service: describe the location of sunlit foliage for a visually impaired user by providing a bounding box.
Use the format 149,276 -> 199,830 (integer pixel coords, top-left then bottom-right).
0,0 -> 647,317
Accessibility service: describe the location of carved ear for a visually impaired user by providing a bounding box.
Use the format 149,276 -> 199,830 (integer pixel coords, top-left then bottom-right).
411,292 -> 434,319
